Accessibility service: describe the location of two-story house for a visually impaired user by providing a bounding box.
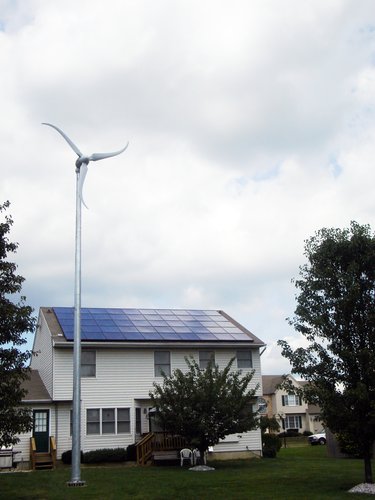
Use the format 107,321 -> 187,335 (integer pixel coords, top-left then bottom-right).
261,375 -> 321,434
16,306 -> 265,467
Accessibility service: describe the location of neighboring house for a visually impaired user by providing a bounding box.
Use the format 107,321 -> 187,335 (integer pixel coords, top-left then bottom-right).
15,306 -> 265,467
261,375 -> 322,434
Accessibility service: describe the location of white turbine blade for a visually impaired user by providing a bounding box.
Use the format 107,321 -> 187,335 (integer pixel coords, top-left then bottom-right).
78,162 -> 89,209
89,142 -> 129,162
42,123 -> 83,157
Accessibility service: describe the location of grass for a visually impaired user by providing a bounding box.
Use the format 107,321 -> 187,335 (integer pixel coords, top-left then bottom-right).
0,446 -> 371,499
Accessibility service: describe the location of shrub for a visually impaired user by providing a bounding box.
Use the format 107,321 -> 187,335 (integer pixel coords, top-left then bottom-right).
61,449 -> 83,465
335,433 -> 371,459
126,443 -> 137,461
82,448 -> 127,464
262,433 -> 281,458
262,447 -> 277,458
303,431 -> 313,436
278,430 -> 301,438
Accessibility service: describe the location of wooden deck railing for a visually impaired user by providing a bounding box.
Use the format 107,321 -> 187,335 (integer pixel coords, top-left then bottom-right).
50,436 -> 57,468
30,436 -> 56,470
153,433 -> 187,451
136,432 -> 188,465
136,432 -> 155,465
30,437 -> 36,470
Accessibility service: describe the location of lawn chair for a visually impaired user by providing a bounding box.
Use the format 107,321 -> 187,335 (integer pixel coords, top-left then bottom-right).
192,448 -> 206,465
180,448 -> 193,467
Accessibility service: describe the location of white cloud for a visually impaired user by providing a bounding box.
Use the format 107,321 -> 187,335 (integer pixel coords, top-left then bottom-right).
1,1 -> 375,373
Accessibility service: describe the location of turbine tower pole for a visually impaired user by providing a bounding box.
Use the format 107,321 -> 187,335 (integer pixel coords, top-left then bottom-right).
42,123 -> 128,487
71,162 -> 84,485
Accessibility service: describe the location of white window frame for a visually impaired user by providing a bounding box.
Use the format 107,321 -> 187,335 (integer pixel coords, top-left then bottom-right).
117,408 -> 131,434
282,394 -> 301,406
154,351 -> 171,377
284,415 -> 302,429
237,350 -> 252,369
81,350 -> 96,377
199,351 -> 215,369
258,397 -> 267,414
86,408 -> 131,435
87,408 -> 100,435
102,408 -> 116,434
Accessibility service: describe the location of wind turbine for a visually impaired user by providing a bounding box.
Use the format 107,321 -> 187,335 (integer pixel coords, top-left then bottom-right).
43,123 -> 128,486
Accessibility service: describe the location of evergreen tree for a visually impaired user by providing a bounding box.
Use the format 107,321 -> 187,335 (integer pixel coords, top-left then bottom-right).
0,201 -> 35,447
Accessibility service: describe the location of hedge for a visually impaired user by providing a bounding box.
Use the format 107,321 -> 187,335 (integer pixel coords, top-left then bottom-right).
61,448 -> 127,464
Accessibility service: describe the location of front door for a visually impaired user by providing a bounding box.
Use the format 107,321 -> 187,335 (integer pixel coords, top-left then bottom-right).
33,410 -> 49,452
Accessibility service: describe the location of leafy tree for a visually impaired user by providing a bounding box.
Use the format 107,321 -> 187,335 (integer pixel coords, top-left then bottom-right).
259,415 -> 280,435
149,356 -> 259,461
0,201 -> 35,447
278,222 -> 375,484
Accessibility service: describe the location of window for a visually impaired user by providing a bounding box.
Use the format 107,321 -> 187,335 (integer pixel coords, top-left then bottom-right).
87,409 -> 100,434
154,351 -> 170,376
86,408 -> 131,435
282,394 -> 301,406
258,397 -> 267,414
237,350 -> 252,369
81,350 -> 96,377
199,351 -> 215,369
284,415 -> 302,429
102,408 -> 115,434
117,408 -> 130,433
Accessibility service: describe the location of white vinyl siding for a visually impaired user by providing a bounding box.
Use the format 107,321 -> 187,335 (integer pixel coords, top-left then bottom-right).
50,346 -> 263,455
30,312 -> 54,397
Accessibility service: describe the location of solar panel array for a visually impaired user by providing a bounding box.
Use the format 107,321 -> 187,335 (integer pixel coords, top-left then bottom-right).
53,307 -> 253,342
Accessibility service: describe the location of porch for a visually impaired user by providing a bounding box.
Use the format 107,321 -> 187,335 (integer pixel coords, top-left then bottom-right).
30,437 -> 57,470
136,432 -> 188,466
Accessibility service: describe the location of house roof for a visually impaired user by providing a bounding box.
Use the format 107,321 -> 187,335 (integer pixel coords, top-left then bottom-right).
307,403 -> 321,414
42,306 -> 265,346
21,370 -> 52,403
262,375 -> 284,394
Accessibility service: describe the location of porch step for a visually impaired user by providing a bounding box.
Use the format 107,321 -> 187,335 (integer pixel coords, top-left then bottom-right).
34,453 -> 54,470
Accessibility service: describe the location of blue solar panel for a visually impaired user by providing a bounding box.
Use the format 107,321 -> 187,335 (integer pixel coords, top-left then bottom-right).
52,307 -> 254,343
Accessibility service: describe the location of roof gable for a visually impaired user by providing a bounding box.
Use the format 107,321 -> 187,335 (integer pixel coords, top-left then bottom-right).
262,375 -> 285,394
51,306 -> 264,345
21,370 -> 51,402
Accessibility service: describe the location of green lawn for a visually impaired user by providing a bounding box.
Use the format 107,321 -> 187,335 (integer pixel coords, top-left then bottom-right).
0,446 -> 370,499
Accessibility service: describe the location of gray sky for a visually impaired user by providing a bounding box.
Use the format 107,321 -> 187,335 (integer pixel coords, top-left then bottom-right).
1,0 -> 375,374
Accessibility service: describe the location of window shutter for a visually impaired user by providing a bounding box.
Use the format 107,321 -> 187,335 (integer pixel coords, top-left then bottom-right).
298,416 -> 302,428
282,395 -> 285,406
282,418 -> 285,429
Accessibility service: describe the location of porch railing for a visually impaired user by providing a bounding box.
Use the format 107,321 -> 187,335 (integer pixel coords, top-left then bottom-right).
50,436 -> 57,468
153,432 -> 187,451
136,432 -> 155,465
30,437 -> 36,470
29,436 -> 56,470
136,432 -> 188,465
